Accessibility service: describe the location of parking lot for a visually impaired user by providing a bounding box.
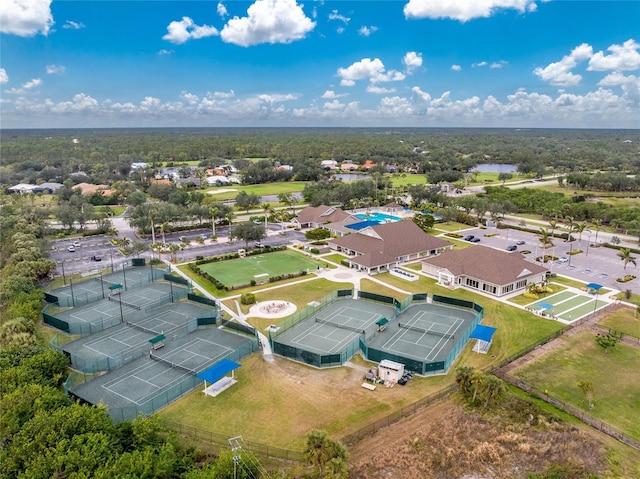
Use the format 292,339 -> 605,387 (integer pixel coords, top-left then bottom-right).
455,226 -> 639,295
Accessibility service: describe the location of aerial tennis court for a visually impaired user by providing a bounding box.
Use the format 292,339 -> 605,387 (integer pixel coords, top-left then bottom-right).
70,328 -> 255,418
527,290 -> 609,323
48,267 -> 165,307
197,250 -> 318,288
62,302 -> 215,372
273,299 -> 396,355
373,303 -> 474,362
50,283 -> 189,335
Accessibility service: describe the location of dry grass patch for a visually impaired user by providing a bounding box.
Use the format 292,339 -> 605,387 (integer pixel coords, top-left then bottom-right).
158,353 -> 451,451
349,397 -> 609,479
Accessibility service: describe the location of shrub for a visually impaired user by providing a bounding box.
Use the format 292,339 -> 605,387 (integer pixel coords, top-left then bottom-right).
310,248 -> 320,254
240,293 -> 256,305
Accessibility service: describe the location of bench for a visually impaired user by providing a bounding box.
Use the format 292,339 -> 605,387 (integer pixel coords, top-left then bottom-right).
149,334 -> 166,350
361,382 -> 376,391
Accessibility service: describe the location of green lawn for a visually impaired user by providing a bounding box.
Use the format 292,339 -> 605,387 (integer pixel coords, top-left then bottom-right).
390,173 -> 427,187
205,181 -> 308,201
198,250 -> 319,288
600,306 -> 640,338
513,330 -> 640,440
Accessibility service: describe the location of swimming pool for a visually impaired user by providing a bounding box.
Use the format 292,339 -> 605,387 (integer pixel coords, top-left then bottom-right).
355,212 -> 402,224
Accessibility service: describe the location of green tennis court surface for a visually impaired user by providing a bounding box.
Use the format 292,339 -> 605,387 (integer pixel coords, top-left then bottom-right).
70,328 -> 256,420
197,250 -> 319,288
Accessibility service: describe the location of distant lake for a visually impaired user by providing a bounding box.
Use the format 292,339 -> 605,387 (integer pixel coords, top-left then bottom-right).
333,173 -> 372,181
472,163 -> 517,173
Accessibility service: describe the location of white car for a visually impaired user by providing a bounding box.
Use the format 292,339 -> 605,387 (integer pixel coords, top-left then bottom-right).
67,245 -> 76,252
558,256 -> 569,263
73,240 -> 81,247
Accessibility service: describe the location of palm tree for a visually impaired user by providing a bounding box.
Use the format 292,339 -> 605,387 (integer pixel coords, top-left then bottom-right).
209,206 -> 218,238
592,218 -> 602,244
577,380 -> 595,409
574,221 -> 588,246
538,227 -> 551,247
482,374 -> 506,408
548,220 -> 557,239
261,203 -> 273,228
160,221 -> 169,244
618,248 -> 637,270
565,216 -> 575,242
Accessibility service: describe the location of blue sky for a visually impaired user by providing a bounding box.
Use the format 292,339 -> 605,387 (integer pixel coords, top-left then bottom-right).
1,0 -> 639,128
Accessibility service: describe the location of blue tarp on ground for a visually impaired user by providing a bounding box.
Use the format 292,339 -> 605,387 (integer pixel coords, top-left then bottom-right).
469,325 -> 497,343
195,359 -> 241,383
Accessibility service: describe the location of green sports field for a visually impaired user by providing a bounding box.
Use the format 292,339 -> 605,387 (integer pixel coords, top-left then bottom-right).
198,250 -> 320,287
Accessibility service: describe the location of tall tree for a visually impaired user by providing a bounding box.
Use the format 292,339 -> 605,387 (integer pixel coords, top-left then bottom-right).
617,248 -> 637,270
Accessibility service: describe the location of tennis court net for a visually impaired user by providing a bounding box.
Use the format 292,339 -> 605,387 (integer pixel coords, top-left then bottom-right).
108,295 -> 141,310
316,318 -> 365,334
125,320 -> 158,335
398,322 -> 454,339
95,277 -> 121,288
149,352 -> 196,374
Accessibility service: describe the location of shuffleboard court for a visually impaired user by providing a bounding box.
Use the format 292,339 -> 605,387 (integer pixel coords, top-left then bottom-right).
197,250 -> 319,288
528,290 -> 610,323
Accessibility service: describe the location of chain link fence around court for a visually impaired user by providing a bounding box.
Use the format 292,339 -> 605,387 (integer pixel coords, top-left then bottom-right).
42,286 -> 190,337
45,267 -> 166,308
50,315 -> 200,374
66,339 -> 257,423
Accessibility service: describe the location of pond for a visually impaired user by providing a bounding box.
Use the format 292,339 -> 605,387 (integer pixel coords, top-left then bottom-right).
332,173 -> 372,181
471,163 -> 517,173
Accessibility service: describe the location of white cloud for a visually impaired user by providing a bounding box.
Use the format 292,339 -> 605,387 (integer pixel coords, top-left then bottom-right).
490,60 -> 508,69
0,68 -> 8,84
23,78 -> 42,89
403,51 -> 423,73
63,20 -> 85,30
588,39 -> 640,72
472,61 -> 488,68
338,58 -> 405,87
367,85 -> 396,94
321,90 -> 347,99
217,2 -> 228,18
46,64 -> 65,74
0,0 -> 53,36
158,49 -> 174,56
451,64 -> 462,71
533,43 -> 593,87
162,16 -> 219,44
358,26 -> 378,37
220,0 -> 315,47
328,10 -> 350,23
403,0 -> 538,22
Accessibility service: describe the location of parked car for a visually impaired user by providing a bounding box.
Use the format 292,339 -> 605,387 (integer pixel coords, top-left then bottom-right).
545,271 -> 557,278
470,237 -> 481,243
558,256 -> 569,263
506,245 -> 517,251
90,255 -> 102,261
463,235 -> 475,241
72,240 -> 81,247
516,240 -> 526,245
254,243 -> 265,248
67,245 -> 76,252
